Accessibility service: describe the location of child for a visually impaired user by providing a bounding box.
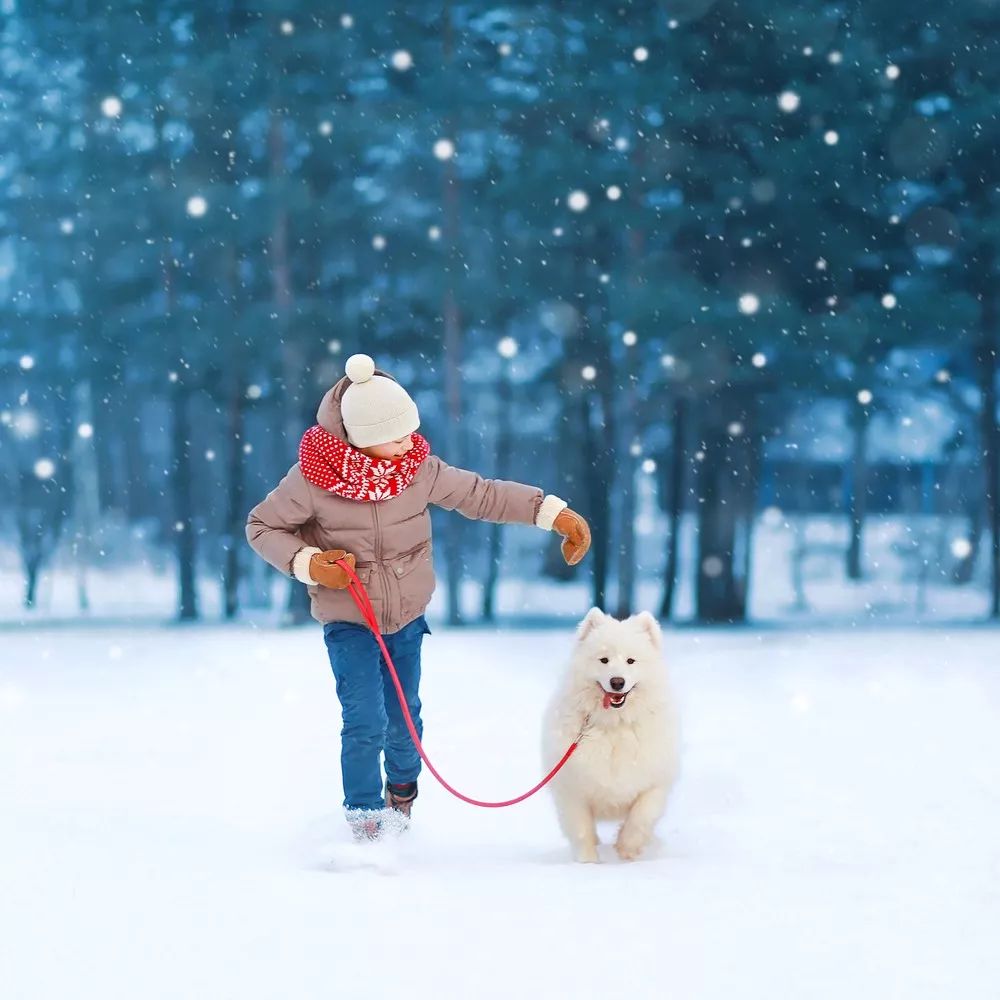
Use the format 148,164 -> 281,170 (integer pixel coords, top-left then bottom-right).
246,353 -> 590,841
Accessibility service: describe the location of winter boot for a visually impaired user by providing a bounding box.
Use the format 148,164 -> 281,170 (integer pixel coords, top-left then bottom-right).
385,780 -> 418,822
346,809 -> 384,843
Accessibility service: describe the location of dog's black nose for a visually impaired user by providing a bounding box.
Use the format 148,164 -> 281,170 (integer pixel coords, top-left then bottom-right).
610,676 -> 625,691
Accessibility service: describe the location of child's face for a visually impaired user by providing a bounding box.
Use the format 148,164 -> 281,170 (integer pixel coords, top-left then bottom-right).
360,434 -> 414,461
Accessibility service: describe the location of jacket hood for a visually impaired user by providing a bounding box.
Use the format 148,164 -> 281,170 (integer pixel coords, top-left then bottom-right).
315,365 -> 401,442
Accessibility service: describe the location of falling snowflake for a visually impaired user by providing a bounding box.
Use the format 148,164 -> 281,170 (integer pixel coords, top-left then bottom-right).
497,337 -> 518,359
567,190 -> 590,212
702,556 -> 724,577
391,50 -> 413,71
433,138 -> 455,161
951,538 -> 973,559
777,91 -> 800,112
738,293 -> 760,315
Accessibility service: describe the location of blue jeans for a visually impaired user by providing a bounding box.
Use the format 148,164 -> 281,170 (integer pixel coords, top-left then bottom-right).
322,615 -> 430,811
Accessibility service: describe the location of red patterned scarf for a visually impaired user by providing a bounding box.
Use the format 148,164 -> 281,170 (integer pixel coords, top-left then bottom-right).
298,425 -> 430,501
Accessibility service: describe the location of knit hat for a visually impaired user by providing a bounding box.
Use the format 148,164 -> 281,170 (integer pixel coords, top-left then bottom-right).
340,354 -> 420,448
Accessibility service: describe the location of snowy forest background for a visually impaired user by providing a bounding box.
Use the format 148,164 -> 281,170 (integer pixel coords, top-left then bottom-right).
3,0 -> 1000,627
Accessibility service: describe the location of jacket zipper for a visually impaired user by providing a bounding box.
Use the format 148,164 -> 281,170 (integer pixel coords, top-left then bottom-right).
371,500 -> 385,629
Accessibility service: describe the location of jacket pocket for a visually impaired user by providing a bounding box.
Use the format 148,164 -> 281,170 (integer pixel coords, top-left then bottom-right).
391,542 -> 436,616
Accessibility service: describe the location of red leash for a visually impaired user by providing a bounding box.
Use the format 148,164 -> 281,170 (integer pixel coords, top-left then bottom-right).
337,558 -> 585,808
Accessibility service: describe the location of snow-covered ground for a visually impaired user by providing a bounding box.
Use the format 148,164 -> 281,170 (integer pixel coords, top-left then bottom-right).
3,622 -> 999,999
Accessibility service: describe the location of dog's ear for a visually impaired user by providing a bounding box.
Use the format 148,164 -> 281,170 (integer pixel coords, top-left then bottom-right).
632,610 -> 662,650
577,607 -> 607,642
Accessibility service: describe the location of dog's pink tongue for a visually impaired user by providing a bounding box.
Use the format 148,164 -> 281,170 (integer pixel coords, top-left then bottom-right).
602,691 -> 613,710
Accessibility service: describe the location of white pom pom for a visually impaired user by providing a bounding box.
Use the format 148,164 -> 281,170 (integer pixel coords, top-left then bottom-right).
345,354 -> 375,384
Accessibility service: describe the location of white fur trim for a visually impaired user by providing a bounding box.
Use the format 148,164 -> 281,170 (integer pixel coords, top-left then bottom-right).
535,494 -> 568,531
292,546 -> 322,584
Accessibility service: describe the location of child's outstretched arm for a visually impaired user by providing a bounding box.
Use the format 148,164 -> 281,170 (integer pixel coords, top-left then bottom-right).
424,455 -> 590,565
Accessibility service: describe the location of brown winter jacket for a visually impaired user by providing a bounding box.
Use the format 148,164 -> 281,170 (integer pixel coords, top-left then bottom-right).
245,367 -> 560,634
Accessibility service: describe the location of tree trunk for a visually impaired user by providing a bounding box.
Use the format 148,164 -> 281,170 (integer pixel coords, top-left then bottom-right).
163,230 -> 199,622
25,560 -> 40,609
17,459 -> 67,611
442,284 -> 465,627
70,380 -> 101,613
223,368 -> 247,621
482,360 -> 513,622
790,464 -> 811,612
222,246 -> 246,621
268,99 -> 311,626
979,298 -> 1000,618
737,421 -> 763,618
845,403 -> 870,581
582,389 -> 610,610
615,172 -> 646,619
695,395 -> 755,623
440,4 -> 465,627
659,396 -> 686,620
951,499 -> 982,585
170,375 -> 199,622
614,344 -> 638,619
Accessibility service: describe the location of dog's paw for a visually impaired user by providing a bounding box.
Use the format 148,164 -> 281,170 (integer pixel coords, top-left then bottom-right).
615,828 -> 648,862
574,844 -> 600,864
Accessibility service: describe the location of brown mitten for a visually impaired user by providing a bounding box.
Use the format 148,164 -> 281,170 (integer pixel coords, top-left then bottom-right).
309,549 -> 356,589
553,508 -> 591,566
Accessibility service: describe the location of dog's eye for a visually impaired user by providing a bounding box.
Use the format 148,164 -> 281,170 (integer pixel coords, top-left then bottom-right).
599,657 -> 609,664
626,658 -> 635,665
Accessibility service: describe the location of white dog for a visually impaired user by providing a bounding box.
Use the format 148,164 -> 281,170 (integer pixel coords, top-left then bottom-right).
543,608 -> 679,863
